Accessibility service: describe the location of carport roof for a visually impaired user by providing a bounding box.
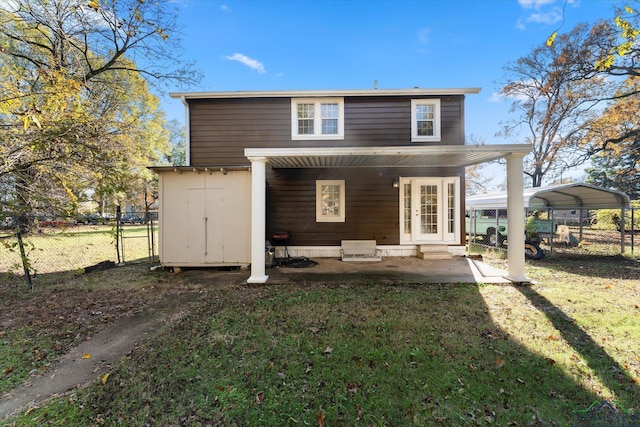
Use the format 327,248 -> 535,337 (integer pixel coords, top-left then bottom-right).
244,144 -> 531,168
466,183 -> 631,210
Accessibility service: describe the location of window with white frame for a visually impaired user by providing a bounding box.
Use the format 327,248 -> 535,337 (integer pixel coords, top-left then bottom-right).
292,98 -> 344,140
411,99 -> 441,142
316,180 -> 345,222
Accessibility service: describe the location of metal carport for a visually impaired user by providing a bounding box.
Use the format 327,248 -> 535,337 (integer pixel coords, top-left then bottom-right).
466,183 -> 632,253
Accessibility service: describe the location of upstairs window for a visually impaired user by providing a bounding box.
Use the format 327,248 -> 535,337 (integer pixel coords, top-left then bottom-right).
292,98 -> 344,140
411,99 -> 441,142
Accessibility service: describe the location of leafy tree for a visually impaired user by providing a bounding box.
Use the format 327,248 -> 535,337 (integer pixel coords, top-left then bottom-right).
498,23 -> 614,187
584,76 -> 639,199
547,2 -> 640,151
464,135 -> 493,196
0,0 -> 199,227
164,119 -> 187,167
0,0 -> 199,286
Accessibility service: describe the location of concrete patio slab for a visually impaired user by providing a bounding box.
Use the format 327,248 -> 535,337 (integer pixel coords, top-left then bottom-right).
265,256 -> 512,284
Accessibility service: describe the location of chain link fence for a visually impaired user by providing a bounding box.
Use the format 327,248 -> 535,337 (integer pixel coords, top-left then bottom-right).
467,206 -> 639,258
0,211 -> 158,277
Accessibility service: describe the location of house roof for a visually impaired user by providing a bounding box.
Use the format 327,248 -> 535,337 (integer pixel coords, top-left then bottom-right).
466,183 -> 631,210
244,144 -> 531,168
170,88 -> 482,100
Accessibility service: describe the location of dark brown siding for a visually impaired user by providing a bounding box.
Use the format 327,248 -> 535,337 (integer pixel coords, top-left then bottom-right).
188,95 -> 466,166
266,166 -> 463,246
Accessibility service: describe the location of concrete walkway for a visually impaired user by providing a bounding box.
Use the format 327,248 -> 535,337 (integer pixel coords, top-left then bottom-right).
0,291 -> 202,421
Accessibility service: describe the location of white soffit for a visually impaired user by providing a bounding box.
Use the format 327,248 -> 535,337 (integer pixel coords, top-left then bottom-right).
244,144 -> 531,169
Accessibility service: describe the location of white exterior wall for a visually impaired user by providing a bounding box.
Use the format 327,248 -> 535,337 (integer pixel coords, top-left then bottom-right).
158,170 -> 251,267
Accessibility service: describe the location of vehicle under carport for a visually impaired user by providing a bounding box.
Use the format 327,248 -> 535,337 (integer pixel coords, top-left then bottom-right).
466,183 -> 632,255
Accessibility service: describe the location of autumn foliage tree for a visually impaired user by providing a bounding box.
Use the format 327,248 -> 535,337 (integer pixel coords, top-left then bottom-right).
0,0 -> 199,228
585,76 -> 640,199
498,23 -> 614,187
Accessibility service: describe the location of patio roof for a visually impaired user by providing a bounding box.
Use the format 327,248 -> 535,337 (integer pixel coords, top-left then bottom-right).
466,183 -> 631,210
244,144 -> 532,168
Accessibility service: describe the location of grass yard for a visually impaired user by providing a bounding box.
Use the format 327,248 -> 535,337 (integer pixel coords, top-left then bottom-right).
0,251 -> 638,426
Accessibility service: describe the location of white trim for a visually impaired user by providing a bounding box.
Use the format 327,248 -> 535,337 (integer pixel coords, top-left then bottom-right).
291,98 -> 344,140
274,245 -> 465,258
245,144 -> 531,160
316,180 -> 346,222
171,88 -> 482,99
411,99 -> 441,142
180,96 -> 191,166
505,153 -> 530,283
247,157 -> 268,284
399,177 -> 460,245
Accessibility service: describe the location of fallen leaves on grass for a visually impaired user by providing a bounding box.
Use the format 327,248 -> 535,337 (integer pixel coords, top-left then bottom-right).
481,330 -> 502,340
317,412 -> 325,427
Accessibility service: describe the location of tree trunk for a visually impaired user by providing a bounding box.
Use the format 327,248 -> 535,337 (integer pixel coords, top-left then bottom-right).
16,230 -> 33,290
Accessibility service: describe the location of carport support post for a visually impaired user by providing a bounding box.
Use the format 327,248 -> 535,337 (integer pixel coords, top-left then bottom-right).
505,153 -> 530,283
247,156 -> 269,284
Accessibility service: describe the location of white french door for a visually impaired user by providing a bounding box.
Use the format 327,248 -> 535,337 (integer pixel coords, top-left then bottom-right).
400,177 -> 460,244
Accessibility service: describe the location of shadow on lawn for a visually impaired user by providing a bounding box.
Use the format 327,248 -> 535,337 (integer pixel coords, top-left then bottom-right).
536,253 -> 640,280
2,265 -> 635,425
514,284 -> 640,409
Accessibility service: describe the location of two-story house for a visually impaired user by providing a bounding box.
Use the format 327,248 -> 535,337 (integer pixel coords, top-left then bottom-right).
152,89 -> 531,283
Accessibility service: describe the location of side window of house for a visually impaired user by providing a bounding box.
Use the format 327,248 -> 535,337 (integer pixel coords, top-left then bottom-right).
316,180 -> 345,222
411,99 -> 441,142
292,98 -> 344,140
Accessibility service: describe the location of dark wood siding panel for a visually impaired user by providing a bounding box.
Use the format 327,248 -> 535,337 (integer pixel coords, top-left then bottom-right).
266,167 -> 462,246
344,98 -> 410,146
440,97 -> 464,142
188,94 -> 467,166
189,98 -> 291,166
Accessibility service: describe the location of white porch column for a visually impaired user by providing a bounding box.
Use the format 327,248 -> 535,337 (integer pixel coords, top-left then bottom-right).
247,156 -> 269,284
505,153 -> 531,283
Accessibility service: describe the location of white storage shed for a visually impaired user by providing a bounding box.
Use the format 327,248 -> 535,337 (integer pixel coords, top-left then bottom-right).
151,167 -> 252,269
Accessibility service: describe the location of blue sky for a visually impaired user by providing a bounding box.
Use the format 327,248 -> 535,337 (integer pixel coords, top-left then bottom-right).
163,0 -> 619,182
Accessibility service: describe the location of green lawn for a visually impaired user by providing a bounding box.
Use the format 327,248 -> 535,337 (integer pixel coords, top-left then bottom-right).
2,252 -> 638,426
0,225 -> 156,276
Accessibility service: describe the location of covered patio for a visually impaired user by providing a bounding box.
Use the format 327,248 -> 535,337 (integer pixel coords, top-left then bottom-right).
244,144 -> 532,284
264,256 -> 512,285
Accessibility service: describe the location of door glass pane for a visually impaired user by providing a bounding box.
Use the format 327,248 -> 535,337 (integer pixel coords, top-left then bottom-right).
421,185 -> 438,234
448,182 -> 455,233
403,183 -> 411,234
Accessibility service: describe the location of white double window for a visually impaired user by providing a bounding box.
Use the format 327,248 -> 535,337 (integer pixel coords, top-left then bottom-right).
292,98 -> 344,140
411,99 -> 441,142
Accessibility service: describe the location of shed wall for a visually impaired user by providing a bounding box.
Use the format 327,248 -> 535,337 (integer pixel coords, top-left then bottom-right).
158,170 -> 251,266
